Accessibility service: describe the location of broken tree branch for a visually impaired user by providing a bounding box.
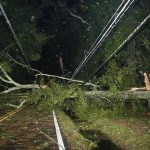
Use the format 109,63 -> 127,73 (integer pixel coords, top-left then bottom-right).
144,72 -> 150,91
6,100 -> 26,108
0,65 -> 40,94
128,87 -> 146,91
5,53 -> 42,74
0,66 -> 21,86
55,0 -> 90,28
4,54 -> 99,88
66,8 -> 90,28
1,84 -> 39,94
35,73 -> 99,88
0,53 -> 100,93
129,73 -> 150,91
0,65 -> 98,94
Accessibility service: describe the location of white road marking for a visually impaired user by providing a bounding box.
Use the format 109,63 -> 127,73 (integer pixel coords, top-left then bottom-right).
53,110 -> 65,150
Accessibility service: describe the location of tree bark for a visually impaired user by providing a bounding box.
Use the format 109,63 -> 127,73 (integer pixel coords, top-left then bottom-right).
85,91 -> 150,100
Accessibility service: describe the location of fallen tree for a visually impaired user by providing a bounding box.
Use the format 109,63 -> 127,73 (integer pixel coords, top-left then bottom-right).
85,91 -> 150,109
85,91 -> 150,100
129,73 -> 150,91
1,65 -> 150,109
0,66 -> 40,94
0,65 -> 99,94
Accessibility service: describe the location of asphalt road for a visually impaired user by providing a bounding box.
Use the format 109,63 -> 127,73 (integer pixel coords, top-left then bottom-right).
0,107 -> 60,150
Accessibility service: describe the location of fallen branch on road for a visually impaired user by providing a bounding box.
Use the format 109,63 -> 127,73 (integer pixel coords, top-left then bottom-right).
6,100 -> 27,108
0,66 -> 39,94
0,63 -> 99,94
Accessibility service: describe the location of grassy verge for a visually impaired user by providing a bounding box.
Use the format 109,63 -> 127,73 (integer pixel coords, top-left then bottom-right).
56,110 -> 93,150
26,80 -> 150,149
76,116 -> 150,150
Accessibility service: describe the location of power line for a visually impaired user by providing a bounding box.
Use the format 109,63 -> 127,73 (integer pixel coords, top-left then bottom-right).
86,0 -> 135,60
89,0 -> 134,55
0,3 -> 31,67
78,0 -> 135,75
72,0 -> 134,79
89,14 -> 150,80
74,0 -> 126,73
71,0 -> 131,77
71,0 -> 135,79
83,0 -> 126,56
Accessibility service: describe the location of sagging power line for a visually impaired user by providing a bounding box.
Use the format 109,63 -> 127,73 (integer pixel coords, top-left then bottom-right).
71,0 -> 135,79
89,14 -> 150,80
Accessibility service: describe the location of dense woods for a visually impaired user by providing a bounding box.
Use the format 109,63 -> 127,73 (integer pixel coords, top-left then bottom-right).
0,0 -> 149,91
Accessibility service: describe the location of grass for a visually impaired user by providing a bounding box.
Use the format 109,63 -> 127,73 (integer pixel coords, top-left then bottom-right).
26,80 -> 150,149
76,115 -> 150,150
56,110 -> 93,150
55,108 -> 150,150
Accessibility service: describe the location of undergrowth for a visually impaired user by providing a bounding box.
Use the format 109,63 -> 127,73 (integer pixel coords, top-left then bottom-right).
26,80 -> 149,150
27,80 -> 148,121
27,80 -> 88,119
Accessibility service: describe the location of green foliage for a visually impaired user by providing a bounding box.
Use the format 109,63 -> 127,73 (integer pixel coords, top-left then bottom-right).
27,80 -> 148,119
77,0 -> 150,88
72,89 -> 89,120
0,61 -> 12,72
27,80 -> 88,116
28,81 -> 69,110
98,60 -> 138,91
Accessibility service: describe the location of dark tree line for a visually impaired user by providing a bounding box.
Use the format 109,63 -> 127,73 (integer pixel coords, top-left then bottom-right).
0,0 -> 149,91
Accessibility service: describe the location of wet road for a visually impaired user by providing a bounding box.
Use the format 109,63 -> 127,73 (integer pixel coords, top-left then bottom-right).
0,107 -> 59,150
